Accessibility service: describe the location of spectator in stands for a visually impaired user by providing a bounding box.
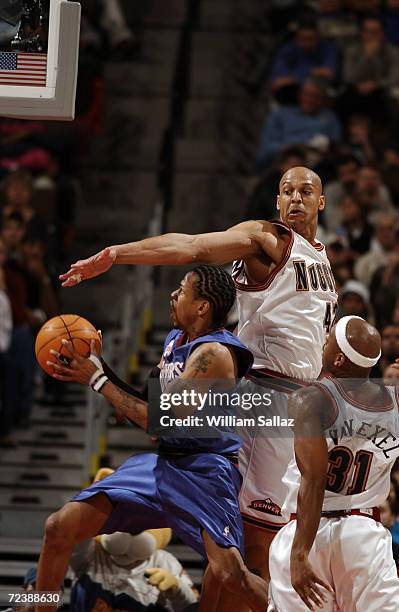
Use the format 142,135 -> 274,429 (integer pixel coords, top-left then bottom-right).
384,361 -> 399,382
20,234 -> 59,325
1,259 -> 30,440
0,236 -> 11,352
1,212 -> 25,263
370,247 -> 399,329
338,279 -> 371,320
355,211 -> 398,287
246,147 -> 306,221
355,164 -> 395,222
341,15 -> 399,119
381,498 -> 396,530
383,0 -> 399,46
270,19 -> 339,103
316,0 -> 359,46
378,324 -> 399,375
1,228 -> 48,435
337,195 -> 373,254
346,0 -> 383,16
392,298 -> 399,326
255,78 -> 342,171
323,155 -> 360,230
0,236 -> 12,446
345,114 -> 378,165
268,1 -> 310,34
0,118 -> 59,179
325,237 -> 352,291
1,170 -> 47,242
375,115 -> 399,200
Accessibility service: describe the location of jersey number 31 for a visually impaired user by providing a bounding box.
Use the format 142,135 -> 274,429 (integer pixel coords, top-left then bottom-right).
326,446 -> 373,494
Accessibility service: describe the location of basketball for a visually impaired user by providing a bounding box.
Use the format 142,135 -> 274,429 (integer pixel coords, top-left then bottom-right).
35,314 -> 101,376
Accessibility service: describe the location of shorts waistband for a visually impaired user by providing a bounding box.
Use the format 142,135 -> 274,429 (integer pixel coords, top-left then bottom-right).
246,368 -> 307,392
158,448 -> 239,465
290,507 -> 381,522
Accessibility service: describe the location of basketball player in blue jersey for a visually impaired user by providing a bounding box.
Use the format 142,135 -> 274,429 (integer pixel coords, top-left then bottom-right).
36,265 -> 268,612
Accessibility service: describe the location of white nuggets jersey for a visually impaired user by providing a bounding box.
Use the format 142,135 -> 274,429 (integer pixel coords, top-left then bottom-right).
232,221 -> 337,379
283,377 -> 399,513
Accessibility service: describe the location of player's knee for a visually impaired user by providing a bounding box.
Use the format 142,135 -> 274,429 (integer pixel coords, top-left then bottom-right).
44,511 -> 74,548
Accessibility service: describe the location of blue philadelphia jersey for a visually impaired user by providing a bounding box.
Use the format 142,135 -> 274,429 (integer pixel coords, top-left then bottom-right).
157,327 -> 254,455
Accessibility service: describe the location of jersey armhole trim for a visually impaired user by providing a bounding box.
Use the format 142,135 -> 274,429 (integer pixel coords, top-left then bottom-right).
314,381 -> 340,430
325,375 -> 394,412
233,222 -> 294,292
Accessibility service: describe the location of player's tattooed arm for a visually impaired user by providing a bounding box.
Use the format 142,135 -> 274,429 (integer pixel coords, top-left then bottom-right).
165,343 -> 237,417
289,386 -> 333,609
47,339 -> 149,430
190,349 -> 215,375
100,382 -> 148,430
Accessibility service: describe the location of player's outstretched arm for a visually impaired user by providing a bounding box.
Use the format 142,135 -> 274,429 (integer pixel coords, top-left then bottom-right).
289,387 -> 333,610
59,221 -> 287,287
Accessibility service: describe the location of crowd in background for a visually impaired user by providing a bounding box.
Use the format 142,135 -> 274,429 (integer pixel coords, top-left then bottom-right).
0,0 -> 137,447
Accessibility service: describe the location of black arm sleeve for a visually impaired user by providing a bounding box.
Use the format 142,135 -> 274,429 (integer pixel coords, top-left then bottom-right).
101,359 -> 160,402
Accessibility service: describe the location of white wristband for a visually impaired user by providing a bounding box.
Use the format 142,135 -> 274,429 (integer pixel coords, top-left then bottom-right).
89,354 -> 104,387
93,375 -> 109,393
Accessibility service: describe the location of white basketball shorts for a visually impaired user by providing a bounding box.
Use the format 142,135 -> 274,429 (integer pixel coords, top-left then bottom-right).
269,515 -> 399,611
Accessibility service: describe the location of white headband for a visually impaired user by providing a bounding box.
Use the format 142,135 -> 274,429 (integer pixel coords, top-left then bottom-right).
335,316 -> 381,368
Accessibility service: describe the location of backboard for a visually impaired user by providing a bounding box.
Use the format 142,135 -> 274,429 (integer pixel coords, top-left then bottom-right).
0,0 -> 80,120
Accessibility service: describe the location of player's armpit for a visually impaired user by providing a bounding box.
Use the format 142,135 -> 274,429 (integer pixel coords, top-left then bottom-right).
288,386 -> 326,438
227,219 -> 289,264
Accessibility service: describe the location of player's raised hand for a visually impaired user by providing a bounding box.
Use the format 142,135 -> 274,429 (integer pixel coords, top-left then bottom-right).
291,555 -> 333,610
59,247 -> 117,287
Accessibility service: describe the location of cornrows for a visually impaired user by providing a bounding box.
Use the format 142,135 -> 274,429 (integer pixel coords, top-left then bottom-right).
191,264 -> 236,327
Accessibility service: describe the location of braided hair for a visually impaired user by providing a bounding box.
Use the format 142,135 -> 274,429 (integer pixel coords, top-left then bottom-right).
191,264 -> 236,328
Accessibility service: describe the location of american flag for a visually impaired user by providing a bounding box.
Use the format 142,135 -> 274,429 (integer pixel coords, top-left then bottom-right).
0,52 -> 47,87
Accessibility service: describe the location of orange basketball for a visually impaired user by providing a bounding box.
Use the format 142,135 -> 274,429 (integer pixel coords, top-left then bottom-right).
35,314 -> 101,376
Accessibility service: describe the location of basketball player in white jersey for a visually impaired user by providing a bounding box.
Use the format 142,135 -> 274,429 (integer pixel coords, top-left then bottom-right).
269,316 -> 399,612
59,167 -> 337,585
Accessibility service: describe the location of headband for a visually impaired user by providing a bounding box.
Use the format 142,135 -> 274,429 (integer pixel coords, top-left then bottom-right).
335,316 -> 381,368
